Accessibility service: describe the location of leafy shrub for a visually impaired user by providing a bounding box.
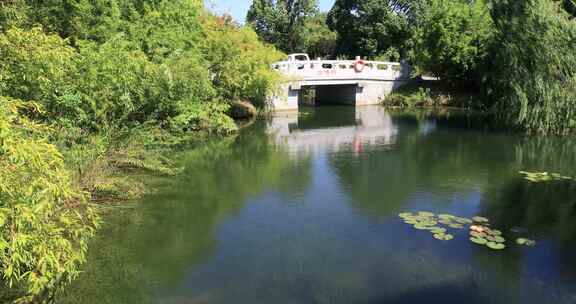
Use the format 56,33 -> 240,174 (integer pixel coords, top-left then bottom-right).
409,0 -> 495,87
0,27 -> 78,122
201,14 -> 284,107
0,97 -> 99,302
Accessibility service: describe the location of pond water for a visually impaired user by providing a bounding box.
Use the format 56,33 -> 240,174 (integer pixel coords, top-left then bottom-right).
61,106 -> 576,304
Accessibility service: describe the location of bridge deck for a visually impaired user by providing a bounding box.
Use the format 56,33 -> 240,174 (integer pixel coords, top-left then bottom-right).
272,60 -> 411,82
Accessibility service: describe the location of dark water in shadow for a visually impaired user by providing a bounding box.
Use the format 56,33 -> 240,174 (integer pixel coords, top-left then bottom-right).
61,106 -> 576,304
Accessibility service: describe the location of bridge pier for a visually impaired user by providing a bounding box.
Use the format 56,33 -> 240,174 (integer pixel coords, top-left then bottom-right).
267,80 -> 408,111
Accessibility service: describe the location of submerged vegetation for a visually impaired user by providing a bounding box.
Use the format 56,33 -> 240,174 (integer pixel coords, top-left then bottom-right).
0,0 -> 282,301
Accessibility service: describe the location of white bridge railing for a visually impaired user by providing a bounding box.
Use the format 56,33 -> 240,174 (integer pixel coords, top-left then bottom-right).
272,59 -> 411,81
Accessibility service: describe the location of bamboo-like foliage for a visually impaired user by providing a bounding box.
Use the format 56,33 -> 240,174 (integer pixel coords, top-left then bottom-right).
0,97 -> 99,302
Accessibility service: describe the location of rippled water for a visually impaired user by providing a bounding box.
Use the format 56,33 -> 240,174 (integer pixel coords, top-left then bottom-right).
62,106 -> 576,304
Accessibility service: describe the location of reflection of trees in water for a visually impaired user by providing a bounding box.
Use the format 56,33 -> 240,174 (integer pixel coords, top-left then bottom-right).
331,115 -> 576,303
481,178 -> 576,274
332,112 -> 576,303
59,125 -> 311,304
329,115 -> 517,218
331,112 -> 576,222
481,135 -> 576,243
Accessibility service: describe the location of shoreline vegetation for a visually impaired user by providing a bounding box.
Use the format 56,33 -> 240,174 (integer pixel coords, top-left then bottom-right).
1,0 -> 575,303
381,79 -> 484,110
0,1 -> 282,302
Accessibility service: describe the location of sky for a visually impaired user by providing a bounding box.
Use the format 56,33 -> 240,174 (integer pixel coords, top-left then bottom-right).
205,0 -> 336,23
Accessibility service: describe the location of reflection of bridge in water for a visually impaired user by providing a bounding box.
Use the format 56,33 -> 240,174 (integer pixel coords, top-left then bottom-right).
268,55 -> 412,111
268,106 -> 398,155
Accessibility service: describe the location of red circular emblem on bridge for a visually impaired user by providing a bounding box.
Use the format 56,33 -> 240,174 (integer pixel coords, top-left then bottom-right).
354,60 -> 365,73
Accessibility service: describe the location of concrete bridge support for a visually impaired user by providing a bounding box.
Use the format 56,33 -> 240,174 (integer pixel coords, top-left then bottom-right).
267,80 -> 408,111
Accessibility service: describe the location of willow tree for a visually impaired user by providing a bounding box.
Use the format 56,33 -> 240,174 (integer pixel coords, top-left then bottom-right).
487,0 -> 576,134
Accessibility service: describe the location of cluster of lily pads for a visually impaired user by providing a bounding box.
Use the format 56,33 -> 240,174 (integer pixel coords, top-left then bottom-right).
519,171 -> 573,183
398,212 -> 536,251
469,223 -> 506,250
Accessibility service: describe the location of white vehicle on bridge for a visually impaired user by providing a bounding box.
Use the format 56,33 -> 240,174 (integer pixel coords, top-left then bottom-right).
269,54 -> 412,111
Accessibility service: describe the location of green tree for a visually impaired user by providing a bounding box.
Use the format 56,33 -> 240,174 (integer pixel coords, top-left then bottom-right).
326,0 -> 411,58
409,0 -> 495,87
246,0 -> 319,53
486,0 -> 576,134
302,13 -> 337,58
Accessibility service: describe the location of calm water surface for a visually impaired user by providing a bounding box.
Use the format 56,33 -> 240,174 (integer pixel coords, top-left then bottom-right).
62,106 -> 576,304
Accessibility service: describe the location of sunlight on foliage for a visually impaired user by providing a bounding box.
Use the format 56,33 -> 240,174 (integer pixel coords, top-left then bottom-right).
0,97 -> 99,302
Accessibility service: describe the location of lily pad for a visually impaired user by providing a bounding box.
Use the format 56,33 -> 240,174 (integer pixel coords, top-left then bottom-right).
485,235 -> 497,242
472,216 -> 489,223
422,220 -> 438,226
519,171 -> 573,182
488,229 -> 502,236
434,233 -> 454,241
399,212 -> 413,218
404,219 -> 419,225
449,223 -> 465,229
418,211 -> 435,217
438,214 -> 455,219
516,238 -> 536,246
455,217 -> 473,224
486,242 -> 506,250
413,224 -> 431,230
493,236 -> 506,243
470,225 -> 488,232
469,237 -> 487,245
470,231 -> 487,238
430,227 -> 447,234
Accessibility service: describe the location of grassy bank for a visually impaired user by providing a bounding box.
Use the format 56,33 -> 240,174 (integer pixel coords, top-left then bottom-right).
382,80 -> 485,110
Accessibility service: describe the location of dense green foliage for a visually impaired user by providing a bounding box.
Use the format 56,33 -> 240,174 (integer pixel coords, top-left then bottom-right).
486,0 -> 576,134
408,0 -> 576,133
302,13 -> 338,58
327,0 -> 411,58
246,0 -> 317,53
409,0 -> 494,87
0,98 -> 99,302
0,0 -> 283,301
247,0 -> 337,56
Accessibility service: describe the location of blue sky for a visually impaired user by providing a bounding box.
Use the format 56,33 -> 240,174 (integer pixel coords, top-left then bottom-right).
205,0 -> 335,23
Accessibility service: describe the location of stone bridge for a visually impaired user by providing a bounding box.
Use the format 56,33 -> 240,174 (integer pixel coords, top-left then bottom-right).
267,58 -> 412,111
